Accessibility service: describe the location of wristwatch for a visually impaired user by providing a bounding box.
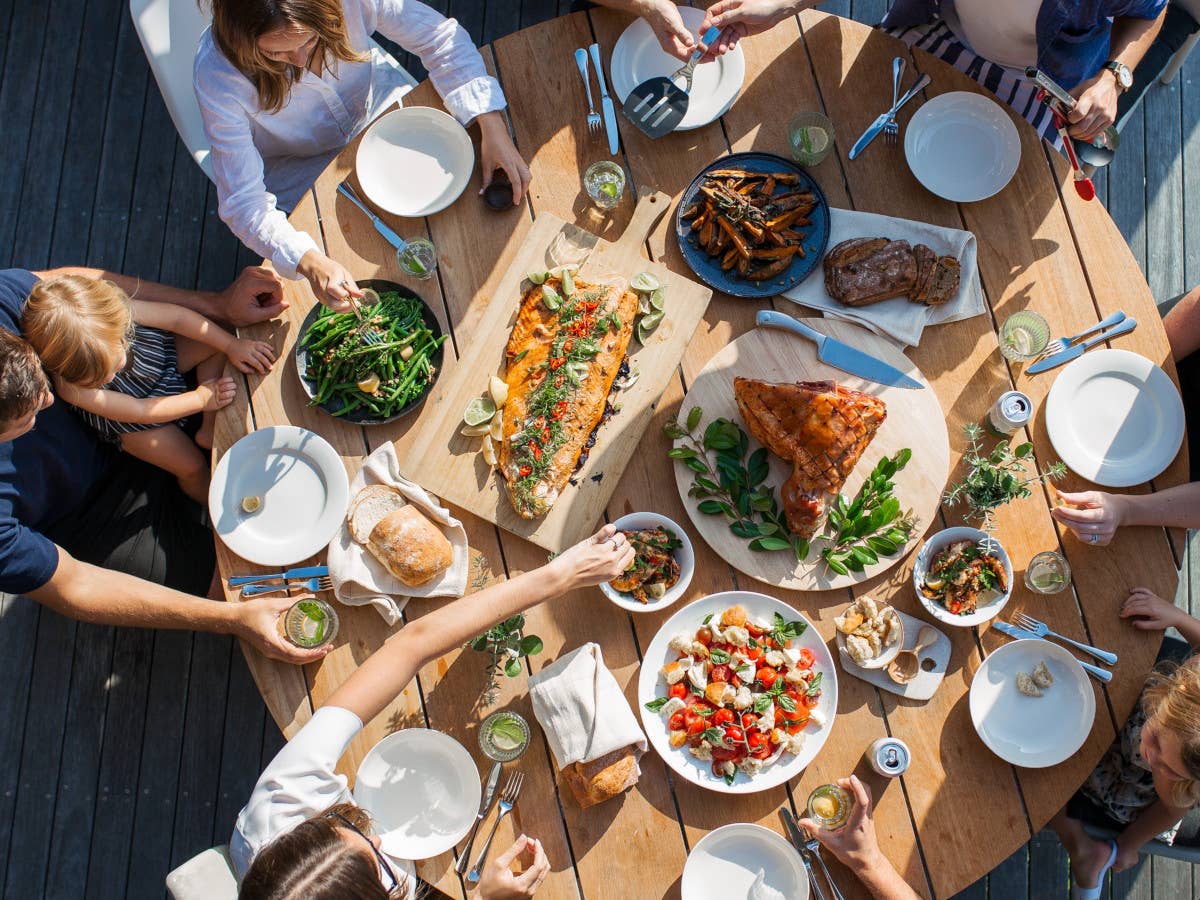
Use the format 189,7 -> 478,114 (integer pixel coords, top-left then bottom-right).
1104,60 -> 1133,93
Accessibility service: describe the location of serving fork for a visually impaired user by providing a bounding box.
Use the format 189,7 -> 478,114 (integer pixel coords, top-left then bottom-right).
575,48 -> 601,136
1011,612 -> 1117,666
467,772 -> 524,883
885,57 -> 905,145
1038,310 -> 1126,359
241,575 -> 334,596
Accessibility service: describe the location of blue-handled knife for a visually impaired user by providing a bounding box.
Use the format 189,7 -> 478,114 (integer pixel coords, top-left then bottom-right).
1026,318 -> 1137,374
228,565 -> 329,587
757,310 -> 924,390
848,73 -> 931,160
588,43 -> 620,156
336,182 -> 408,252
990,622 -> 1112,683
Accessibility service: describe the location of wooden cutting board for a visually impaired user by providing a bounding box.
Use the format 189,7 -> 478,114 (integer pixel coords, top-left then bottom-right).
672,324 -> 950,591
402,191 -> 712,551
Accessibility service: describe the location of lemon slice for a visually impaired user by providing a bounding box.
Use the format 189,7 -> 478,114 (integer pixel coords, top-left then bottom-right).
923,575 -> 945,591
631,272 -> 660,293
463,396 -> 497,426
489,410 -> 504,442
356,373 -> 381,395
489,717 -> 525,750
527,270 -> 549,285
795,126 -> 830,155
361,288 -> 382,306
461,423 -> 491,437
488,375 -> 508,406
481,434 -> 498,467
241,495 -> 262,514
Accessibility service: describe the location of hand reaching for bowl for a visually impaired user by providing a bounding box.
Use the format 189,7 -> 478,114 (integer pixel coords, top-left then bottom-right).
549,524 -> 636,588
297,249 -> 361,313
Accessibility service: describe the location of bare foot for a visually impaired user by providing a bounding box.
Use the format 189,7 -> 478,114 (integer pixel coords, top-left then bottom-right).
195,413 -> 215,450
1070,835 -> 1114,889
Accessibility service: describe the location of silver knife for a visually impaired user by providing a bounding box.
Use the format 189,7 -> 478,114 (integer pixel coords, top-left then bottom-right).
757,310 -> 924,389
780,808 -> 826,900
455,761 -> 502,875
848,73 -> 931,160
1026,318 -> 1138,374
990,622 -> 1112,683
228,565 -> 329,587
336,182 -> 408,252
589,43 -> 620,156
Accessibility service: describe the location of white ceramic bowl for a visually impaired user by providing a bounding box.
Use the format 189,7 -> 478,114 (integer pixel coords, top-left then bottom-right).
355,107 -> 475,217
834,601 -> 904,670
904,91 -> 1020,202
599,512 -> 695,613
912,527 -> 1013,628
682,823 -> 810,900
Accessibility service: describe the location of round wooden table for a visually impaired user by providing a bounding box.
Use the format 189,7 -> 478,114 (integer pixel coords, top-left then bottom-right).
212,10 -> 1188,898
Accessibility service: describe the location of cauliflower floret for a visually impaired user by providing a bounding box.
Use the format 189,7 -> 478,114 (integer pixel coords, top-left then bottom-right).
660,697 -> 686,718
689,742 -> 713,761
663,656 -> 693,684
668,632 -> 693,654
721,683 -> 738,705
763,650 -> 786,668
724,626 -> 750,647
733,686 -> 754,710
756,704 -> 776,732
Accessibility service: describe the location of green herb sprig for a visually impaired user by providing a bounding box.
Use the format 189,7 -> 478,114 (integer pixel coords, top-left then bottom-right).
468,615 -> 543,707
943,424 -> 1066,531
821,450 -> 916,576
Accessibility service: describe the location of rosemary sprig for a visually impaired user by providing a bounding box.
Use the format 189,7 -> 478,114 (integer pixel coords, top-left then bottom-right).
943,424 -> 1066,531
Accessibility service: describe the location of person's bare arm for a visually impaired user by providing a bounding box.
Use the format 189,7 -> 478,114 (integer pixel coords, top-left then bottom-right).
326,526 -> 635,723
1164,285 -> 1200,360
132,299 -> 236,355
55,375 -> 230,425
28,548 -> 326,663
1053,483 -> 1200,546
1068,9 -> 1167,140
1113,798 -> 1190,870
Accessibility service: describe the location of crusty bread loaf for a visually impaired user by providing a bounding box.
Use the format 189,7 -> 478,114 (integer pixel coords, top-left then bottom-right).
347,486 -> 452,586
561,747 -> 640,808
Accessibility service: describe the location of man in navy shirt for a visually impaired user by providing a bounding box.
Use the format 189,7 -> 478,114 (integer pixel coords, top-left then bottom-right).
0,265 -> 325,664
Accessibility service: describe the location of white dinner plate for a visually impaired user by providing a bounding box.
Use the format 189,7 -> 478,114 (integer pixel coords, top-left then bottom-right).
352,728 -> 482,861
969,639 -> 1095,768
1045,349 -> 1185,487
209,426 -> 350,567
904,91 -> 1020,202
682,823 -> 810,900
610,7 -> 746,131
638,591 -> 838,794
355,107 -> 475,217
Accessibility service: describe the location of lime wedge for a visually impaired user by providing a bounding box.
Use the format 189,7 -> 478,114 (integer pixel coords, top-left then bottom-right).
490,717 -> 525,750
1032,572 -> 1065,590
631,272 -> 660,293
561,268 -> 576,297
600,181 -> 620,200
527,270 -> 549,285
463,396 -> 497,426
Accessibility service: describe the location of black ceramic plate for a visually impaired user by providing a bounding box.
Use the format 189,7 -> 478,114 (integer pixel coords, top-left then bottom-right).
674,151 -> 831,299
293,279 -> 445,426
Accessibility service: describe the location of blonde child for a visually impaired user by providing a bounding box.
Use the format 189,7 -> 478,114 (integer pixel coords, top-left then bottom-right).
21,275 -> 276,503
1048,588 -> 1200,899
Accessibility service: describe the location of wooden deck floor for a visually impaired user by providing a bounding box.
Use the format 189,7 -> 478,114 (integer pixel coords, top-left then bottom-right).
0,1 -> 1195,897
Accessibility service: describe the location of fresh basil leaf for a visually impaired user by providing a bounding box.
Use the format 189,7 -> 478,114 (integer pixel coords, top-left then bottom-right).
709,648 -> 732,664
644,696 -> 669,712
695,705 -> 716,717
753,695 -> 773,714
723,770 -> 737,786
777,693 -> 797,713
702,613 -> 714,625
702,727 -> 725,746
806,672 -> 823,696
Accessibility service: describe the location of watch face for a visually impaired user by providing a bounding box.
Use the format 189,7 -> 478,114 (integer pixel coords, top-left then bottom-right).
1111,63 -> 1133,89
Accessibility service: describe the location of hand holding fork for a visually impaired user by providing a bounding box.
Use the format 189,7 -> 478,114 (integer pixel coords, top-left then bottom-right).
467,771 -> 525,883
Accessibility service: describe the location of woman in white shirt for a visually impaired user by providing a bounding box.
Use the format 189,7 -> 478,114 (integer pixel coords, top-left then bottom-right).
195,0 -> 531,311
233,524 -> 635,899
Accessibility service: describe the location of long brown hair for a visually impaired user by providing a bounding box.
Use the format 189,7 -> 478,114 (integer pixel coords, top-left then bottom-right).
239,802 -> 411,899
207,0 -> 367,113
1142,657 -> 1200,808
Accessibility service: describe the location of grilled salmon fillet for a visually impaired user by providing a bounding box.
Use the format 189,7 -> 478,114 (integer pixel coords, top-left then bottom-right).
734,378 -> 887,538
499,275 -> 638,518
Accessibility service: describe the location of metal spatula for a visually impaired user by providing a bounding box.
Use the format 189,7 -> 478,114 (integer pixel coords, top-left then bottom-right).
622,26 -> 720,138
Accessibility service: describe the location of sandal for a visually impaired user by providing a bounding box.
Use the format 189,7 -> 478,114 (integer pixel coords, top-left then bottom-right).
1070,839 -> 1118,900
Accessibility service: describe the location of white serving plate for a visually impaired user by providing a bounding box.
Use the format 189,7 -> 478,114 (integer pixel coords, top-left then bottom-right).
682,823 -> 810,900
904,91 -> 1020,202
638,591 -> 838,794
356,107 -> 475,217
352,728 -> 481,861
210,426 -> 350,566
610,6 -> 746,132
913,527 -> 1013,628
1045,349 -> 1185,487
969,639 -> 1096,768
599,511 -> 695,613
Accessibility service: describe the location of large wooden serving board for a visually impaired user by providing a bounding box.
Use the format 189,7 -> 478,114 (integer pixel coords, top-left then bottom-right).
403,191 -> 713,551
673,324 -> 950,591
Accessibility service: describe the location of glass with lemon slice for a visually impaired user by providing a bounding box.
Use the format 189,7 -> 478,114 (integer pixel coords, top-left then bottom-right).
479,710 -> 531,762
807,783 -> 853,830
1025,551 -> 1071,595
788,112 -> 835,167
281,598 -> 339,649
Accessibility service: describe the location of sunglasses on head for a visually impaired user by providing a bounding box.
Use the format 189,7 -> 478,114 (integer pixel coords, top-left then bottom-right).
326,810 -> 400,892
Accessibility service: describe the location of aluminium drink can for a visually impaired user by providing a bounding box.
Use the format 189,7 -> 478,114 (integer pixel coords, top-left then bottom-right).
867,737 -> 910,777
987,390 -> 1032,436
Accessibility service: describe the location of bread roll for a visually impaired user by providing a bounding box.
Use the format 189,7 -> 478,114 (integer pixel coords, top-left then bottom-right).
561,747 -> 640,808
347,486 -> 452,586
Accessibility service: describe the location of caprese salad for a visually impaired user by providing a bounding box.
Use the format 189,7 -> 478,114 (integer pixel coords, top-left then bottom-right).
644,604 -> 825,785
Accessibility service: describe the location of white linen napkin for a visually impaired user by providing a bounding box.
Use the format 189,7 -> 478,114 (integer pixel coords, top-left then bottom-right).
327,442 -> 469,625
529,643 -> 647,767
781,208 -> 987,346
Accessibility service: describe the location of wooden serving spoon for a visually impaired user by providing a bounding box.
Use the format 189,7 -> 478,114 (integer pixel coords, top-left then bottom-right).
888,626 -> 937,684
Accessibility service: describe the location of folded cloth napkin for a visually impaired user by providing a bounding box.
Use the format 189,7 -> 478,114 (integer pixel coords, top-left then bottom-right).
327,442 -> 469,625
781,208 -> 986,347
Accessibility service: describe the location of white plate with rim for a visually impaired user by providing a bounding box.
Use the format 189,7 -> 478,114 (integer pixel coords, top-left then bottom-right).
599,511 -> 695,613
610,6 -> 746,132
1045,348 -> 1185,487
352,728 -> 482,861
355,106 -> 475,217
912,527 -> 1013,628
969,639 -> 1095,768
682,823 -> 810,900
904,91 -> 1020,202
209,425 -> 350,566
638,590 -> 838,794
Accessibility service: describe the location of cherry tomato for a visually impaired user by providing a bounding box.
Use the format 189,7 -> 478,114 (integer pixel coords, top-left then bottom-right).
730,674 -> 741,688
668,712 -> 686,731
740,712 -> 759,729
797,648 -> 815,669
685,715 -> 706,736
669,682 -> 688,700
709,665 -> 732,683
949,600 -> 963,615
746,646 -> 763,661
723,725 -> 745,745
750,745 -> 772,760
712,708 -> 735,727
747,731 -> 770,750
712,747 -> 740,762
696,626 -> 713,646
746,622 -> 765,637
779,705 -> 806,723
712,642 -> 734,655
756,666 -> 779,689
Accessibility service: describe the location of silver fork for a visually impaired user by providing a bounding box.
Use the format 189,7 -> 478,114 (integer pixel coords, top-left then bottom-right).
241,576 -> 334,596
575,49 -> 601,136
1011,612 -> 1117,665
1038,310 -> 1126,359
804,835 -> 846,900
467,772 -> 524,883
885,57 -> 905,145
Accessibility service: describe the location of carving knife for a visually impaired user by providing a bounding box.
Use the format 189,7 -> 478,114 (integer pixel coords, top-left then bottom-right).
1026,318 -> 1137,374
455,761 -> 502,875
990,621 -> 1112,683
589,43 -> 620,155
757,310 -> 923,389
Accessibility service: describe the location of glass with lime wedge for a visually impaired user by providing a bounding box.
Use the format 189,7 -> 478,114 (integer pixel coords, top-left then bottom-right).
282,598 -> 340,648
788,111 -> 836,167
479,710 -> 531,762
583,161 -> 626,210
1024,551 -> 1072,595
397,237 -> 436,280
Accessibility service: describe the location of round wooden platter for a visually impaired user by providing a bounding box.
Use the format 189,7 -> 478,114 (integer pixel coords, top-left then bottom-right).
672,322 -> 950,591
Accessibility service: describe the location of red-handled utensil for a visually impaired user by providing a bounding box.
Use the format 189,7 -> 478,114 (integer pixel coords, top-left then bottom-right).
1038,88 -> 1095,201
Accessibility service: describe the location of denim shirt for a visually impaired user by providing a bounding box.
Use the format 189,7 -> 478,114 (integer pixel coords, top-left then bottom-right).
882,0 -> 1169,88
